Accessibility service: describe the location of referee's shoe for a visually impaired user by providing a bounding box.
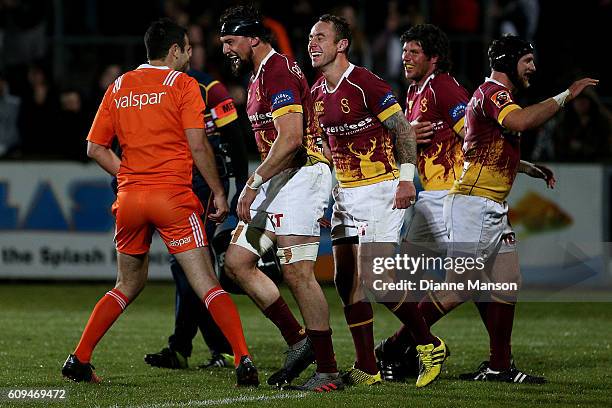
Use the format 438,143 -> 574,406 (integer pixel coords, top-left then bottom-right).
62,354 -> 101,383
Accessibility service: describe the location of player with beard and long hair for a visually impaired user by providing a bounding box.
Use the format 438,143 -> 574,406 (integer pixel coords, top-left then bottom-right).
375,24 -> 558,383
219,5 -> 343,392
442,35 -> 595,383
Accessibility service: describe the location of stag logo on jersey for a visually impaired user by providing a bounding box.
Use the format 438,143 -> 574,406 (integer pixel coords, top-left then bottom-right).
341,98 -> 351,114
420,97 -> 428,113
379,91 -> 397,109
271,89 -> 296,110
449,102 -> 467,121
407,100 -> 414,114
259,130 -> 275,146
491,90 -> 512,108
314,101 -> 324,112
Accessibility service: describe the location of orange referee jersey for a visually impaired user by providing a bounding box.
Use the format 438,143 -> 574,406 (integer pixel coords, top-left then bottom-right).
87,64 -> 205,191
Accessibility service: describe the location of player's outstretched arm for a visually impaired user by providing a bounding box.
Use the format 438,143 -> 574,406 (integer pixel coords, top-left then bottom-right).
383,110 -> 417,209
186,128 -> 229,222
518,160 -> 556,189
87,141 -> 121,176
503,78 -> 599,132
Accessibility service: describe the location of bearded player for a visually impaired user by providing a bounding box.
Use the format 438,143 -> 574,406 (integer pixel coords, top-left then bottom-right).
375,25 -> 557,382
309,15 -> 448,388
219,5 -> 343,392
442,35 -> 596,383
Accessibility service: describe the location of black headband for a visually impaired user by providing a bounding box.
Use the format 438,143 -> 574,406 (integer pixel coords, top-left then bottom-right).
220,19 -> 265,37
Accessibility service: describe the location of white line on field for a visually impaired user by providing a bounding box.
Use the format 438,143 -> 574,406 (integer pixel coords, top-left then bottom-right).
126,392 -> 307,408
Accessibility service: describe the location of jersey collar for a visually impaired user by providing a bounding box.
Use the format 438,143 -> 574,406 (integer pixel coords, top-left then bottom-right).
413,72 -> 436,94
324,63 -> 355,94
137,64 -> 170,70
253,49 -> 277,81
485,77 -> 508,88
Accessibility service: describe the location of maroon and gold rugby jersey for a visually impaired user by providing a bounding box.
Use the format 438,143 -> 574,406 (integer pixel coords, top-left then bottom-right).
246,49 -> 327,166
311,64 -> 402,187
405,72 -> 468,191
450,78 -> 522,202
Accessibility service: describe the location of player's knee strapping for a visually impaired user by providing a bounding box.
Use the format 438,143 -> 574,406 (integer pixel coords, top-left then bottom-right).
230,221 -> 274,256
276,242 -> 319,264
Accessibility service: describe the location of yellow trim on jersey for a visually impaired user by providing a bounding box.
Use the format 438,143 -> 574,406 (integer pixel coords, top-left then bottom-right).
452,116 -> 465,135
198,83 -> 209,105
348,318 -> 374,328
271,104 -> 303,120
450,182 -> 508,204
497,104 -> 521,126
339,170 -> 399,188
214,111 -> 238,128
377,103 -> 402,122
204,80 -> 220,92
421,178 -> 456,191
305,150 -> 330,167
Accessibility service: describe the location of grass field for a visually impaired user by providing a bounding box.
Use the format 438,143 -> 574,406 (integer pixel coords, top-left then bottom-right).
1,282 -> 611,407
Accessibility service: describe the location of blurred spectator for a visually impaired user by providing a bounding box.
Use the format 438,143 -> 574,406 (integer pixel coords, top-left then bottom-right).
57,89 -> 89,161
434,0 -> 480,33
553,88 -> 612,162
18,63 -> 58,157
334,4 -> 372,68
372,1 -> 416,90
0,0 -> 49,67
164,0 -> 190,27
93,63 -> 121,103
188,24 -> 206,71
492,0 -> 539,42
0,70 -> 21,157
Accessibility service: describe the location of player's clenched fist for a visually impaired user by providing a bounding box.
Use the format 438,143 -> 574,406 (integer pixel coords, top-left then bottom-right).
237,186 -> 257,223
209,192 -> 230,223
393,180 -> 417,209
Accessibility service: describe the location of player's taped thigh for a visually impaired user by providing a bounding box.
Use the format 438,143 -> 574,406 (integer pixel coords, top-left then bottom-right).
230,221 -> 274,257
276,242 -> 319,264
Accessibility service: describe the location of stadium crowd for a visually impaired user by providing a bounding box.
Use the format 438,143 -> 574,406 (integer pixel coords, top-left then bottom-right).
1,0 -> 611,162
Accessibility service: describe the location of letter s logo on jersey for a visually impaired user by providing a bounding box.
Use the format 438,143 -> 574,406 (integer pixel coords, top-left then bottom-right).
449,102 -> 467,121
379,91 -> 397,109
271,89 -> 296,110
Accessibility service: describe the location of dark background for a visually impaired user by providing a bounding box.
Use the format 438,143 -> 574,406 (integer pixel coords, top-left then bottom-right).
1,0 -> 610,162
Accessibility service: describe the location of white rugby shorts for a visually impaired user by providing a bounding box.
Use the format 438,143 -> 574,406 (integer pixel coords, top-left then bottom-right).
331,178 -> 405,243
443,193 -> 516,261
248,162 -> 332,236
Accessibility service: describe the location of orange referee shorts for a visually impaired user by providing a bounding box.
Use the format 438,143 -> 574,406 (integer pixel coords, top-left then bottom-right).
112,188 -> 207,255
